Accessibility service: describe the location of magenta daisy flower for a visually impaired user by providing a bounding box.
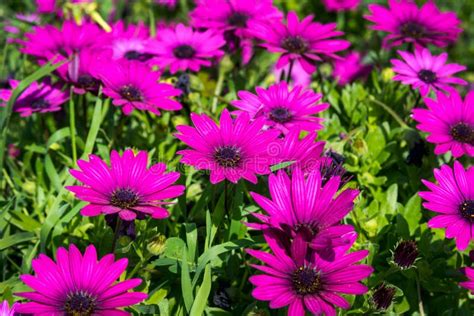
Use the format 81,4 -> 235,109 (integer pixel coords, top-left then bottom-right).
332,52 -> 371,86
322,0 -> 361,12
412,90 -> 474,158
273,60 -> 311,88
109,21 -> 155,62
15,244 -> 147,315
365,0 -> 462,48
149,24 -> 225,74
248,166 -> 359,260
273,128 -> 325,174
460,267 -> 474,293
247,232 -> 373,315
190,0 -> 282,64
419,162 -> 474,251
20,20 -> 109,71
251,11 -> 350,74
99,60 -> 182,115
0,301 -> 16,316
0,78 -> 69,117
231,82 -> 329,134
66,149 -> 185,221
391,49 -> 466,96
63,48 -> 106,94
175,109 -> 280,184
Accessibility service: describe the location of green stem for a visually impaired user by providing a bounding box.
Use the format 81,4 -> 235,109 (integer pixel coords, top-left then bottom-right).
111,217 -> 122,253
369,97 -> 410,129
416,273 -> 425,316
211,65 -> 225,114
69,89 -> 77,165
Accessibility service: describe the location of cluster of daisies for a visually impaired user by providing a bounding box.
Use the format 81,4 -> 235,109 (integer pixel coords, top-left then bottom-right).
0,0 -> 473,315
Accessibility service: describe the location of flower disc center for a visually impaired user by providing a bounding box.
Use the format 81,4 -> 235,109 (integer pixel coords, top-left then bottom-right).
418,69 -> 437,84
292,266 -> 321,295
460,200 -> 474,221
281,36 -> 308,54
64,291 -> 97,316
450,122 -> 474,145
120,85 -> 143,102
111,188 -> 139,209
173,44 -> 196,59
269,107 -> 292,123
213,146 -> 242,168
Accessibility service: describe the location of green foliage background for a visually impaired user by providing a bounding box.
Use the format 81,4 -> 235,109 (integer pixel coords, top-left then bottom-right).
0,0 -> 474,315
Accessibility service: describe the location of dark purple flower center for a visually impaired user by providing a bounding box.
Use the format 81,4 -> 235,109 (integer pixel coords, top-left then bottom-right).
281,36 -> 308,54
213,146 -> 242,168
124,50 -> 154,62
293,223 -> 319,241
228,11 -> 249,28
417,69 -> 437,84
31,98 -> 50,109
77,74 -> 100,90
292,266 -> 321,295
64,291 -> 97,316
269,107 -> 292,123
459,200 -> 474,221
120,85 -> 143,102
450,122 -> 474,145
372,284 -> 396,310
393,240 -> 418,269
173,45 -> 196,59
110,188 -> 140,209
400,21 -> 425,39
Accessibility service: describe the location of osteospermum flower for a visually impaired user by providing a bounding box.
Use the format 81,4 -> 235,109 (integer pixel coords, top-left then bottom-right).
149,24 -> 225,74
322,0 -> 360,12
15,244 -> 147,315
251,11 -> 350,74
248,167 -> 359,260
0,300 -> 16,316
175,109 -> 280,184
391,49 -> 466,96
333,52 -> 371,86
67,149 -> 185,220
190,0 -> 282,64
273,128 -> 325,173
460,268 -> 474,294
247,232 -> 373,315
273,60 -> 311,88
99,60 -> 182,115
231,82 -> 329,134
412,90 -> 474,158
109,21 -> 155,62
20,20 -> 109,71
365,0 -> 462,48
419,162 -> 474,250
63,48 -> 105,94
0,79 -> 69,117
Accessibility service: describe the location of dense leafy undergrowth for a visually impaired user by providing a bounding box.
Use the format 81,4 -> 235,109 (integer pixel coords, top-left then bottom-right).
1,0 -> 474,315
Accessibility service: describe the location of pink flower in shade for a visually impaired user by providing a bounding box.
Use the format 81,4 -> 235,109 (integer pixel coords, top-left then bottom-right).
273,128 -> 326,174
0,79 -> 69,117
21,20 -> 108,62
155,0 -> 177,9
35,0 -> 56,14
62,48 -> 106,94
190,0 -> 282,64
412,90 -> 474,158
149,24 -> 225,74
175,109 -> 280,184
419,162 -> 474,251
109,21 -> 156,62
99,60 -> 182,116
67,149 -> 185,221
231,82 -> 329,134
251,11 -> 350,74
247,231 -> 373,316
332,52 -> 372,86
273,60 -> 311,88
8,144 -> 20,159
460,267 -> 474,293
248,167 -> 359,260
322,0 -> 361,12
15,244 -> 147,315
392,49 -> 466,97
365,0 -> 462,49
0,300 -> 16,316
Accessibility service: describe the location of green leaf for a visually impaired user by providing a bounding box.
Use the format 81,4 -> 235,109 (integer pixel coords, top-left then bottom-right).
0,232 -> 35,250
190,264 -> 212,316
181,247 -> 194,313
